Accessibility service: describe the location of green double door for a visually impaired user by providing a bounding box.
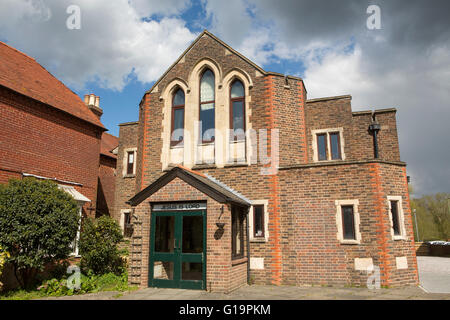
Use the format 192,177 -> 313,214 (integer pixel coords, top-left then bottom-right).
149,210 -> 206,290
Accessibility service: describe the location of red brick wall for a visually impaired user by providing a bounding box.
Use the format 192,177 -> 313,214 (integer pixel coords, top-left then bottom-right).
0,86 -> 102,216
113,122 -> 139,222
97,154 -> 116,216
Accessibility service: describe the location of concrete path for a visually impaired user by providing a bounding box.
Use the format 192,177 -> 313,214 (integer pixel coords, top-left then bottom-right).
41,284 -> 450,300
40,256 -> 450,300
417,256 -> 450,293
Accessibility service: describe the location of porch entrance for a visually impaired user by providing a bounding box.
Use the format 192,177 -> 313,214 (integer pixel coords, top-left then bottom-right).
149,204 -> 206,290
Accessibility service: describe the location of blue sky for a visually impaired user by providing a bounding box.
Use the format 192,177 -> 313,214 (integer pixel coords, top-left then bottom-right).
0,0 -> 449,196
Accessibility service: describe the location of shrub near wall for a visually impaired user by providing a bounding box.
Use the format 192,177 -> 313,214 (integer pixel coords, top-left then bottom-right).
0,178 -> 79,288
79,216 -> 126,275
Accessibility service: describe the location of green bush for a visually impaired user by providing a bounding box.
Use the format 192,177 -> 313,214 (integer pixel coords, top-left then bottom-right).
36,271 -> 130,297
0,178 -> 79,288
79,216 -> 125,275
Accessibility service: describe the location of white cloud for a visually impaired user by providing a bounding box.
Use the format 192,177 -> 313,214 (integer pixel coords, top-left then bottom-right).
0,0 -> 197,91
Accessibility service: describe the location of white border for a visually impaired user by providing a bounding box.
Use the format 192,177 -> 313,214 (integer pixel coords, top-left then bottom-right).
387,196 -> 407,240
122,147 -> 137,177
335,199 -> 361,245
249,200 -> 269,242
311,128 -> 345,162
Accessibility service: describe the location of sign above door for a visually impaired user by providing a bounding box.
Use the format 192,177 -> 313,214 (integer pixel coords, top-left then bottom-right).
152,202 -> 207,211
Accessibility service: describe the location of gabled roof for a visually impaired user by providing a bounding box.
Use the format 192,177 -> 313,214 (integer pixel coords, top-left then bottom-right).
0,41 -> 105,130
100,132 -> 119,159
146,30 -> 267,95
127,166 -> 250,207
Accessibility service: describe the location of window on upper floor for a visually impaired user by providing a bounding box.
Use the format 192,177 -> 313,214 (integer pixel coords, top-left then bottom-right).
199,69 -> 215,143
171,88 -> 185,147
312,129 -> 345,162
230,80 -> 245,142
127,151 -> 135,175
123,148 -> 137,177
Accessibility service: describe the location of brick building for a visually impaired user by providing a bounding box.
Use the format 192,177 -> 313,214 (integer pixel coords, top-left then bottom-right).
0,41 -> 118,254
114,30 -> 418,292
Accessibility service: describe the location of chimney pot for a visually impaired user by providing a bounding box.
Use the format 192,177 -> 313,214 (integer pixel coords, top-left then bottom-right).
84,94 -> 89,105
95,96 -> 100,108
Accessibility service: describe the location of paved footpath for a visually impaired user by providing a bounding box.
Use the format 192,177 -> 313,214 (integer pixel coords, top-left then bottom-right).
41,256 -> 450,300
42,285 -> 450,300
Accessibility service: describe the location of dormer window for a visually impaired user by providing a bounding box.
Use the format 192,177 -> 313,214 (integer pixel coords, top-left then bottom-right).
199,69 -> 215,143
171,88 -> 185,147
230,80 -> 245,141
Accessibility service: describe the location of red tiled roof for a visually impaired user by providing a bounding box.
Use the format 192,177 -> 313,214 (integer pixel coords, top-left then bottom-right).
0,41 -> 105,129
101,132 -> 119,159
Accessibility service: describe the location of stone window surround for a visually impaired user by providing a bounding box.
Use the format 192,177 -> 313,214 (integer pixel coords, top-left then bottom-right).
122,147 -> 137,177
249,200 -> 269,242
120,209 -> 132,236
387,196 -> 407,240
311,127 -> 346,162
335,199 -> 362,245
159,58 -> 254,170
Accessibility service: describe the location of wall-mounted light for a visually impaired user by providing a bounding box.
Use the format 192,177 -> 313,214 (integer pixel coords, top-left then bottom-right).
216,205 -> 225,229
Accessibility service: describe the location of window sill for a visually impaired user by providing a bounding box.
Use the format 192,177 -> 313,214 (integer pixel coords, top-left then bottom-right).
229,139 -> 246,144
198,142 -> 215,146
232,257 -> 248,266
192,164 -> 217,170
250,238 -> 267,243
170,145 -> 184,149
339,240 -> 360,245
123,174 -> 136,179
393,236 -> 407,241
315,159 -> 344,163
224,162 -> 248,168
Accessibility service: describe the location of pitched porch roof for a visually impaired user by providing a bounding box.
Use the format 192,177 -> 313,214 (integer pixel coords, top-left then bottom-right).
127,166 -> 250,207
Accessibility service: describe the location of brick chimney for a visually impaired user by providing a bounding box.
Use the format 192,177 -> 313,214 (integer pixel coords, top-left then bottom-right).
84,93 -> 103,119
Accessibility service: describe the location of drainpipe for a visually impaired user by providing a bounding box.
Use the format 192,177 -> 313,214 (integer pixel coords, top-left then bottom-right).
246,206 -> 251,285
369,113 -> 381,159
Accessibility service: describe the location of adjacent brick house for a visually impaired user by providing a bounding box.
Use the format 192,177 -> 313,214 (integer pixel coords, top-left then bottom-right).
114,30 -> 418,292
0,41 -> 118,241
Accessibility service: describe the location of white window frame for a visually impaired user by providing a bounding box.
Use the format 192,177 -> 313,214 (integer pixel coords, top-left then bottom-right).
312,128 -> 345,162
387,196 -> 406,240
335,199 -> 361,245
120,209 -> 132,236
249,200 -> 269,242
70,203 -> 83,257
122,147 -> 137,177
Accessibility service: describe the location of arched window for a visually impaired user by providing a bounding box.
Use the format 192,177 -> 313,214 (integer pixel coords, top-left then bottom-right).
171,88 -> 185,146
230,80 -> 245,141
199,69 -> 215,143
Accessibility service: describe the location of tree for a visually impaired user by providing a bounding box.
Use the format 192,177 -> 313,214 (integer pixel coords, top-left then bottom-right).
411,193 -> 450,241
0,178 -> 79,288
79,216 -> 125,275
